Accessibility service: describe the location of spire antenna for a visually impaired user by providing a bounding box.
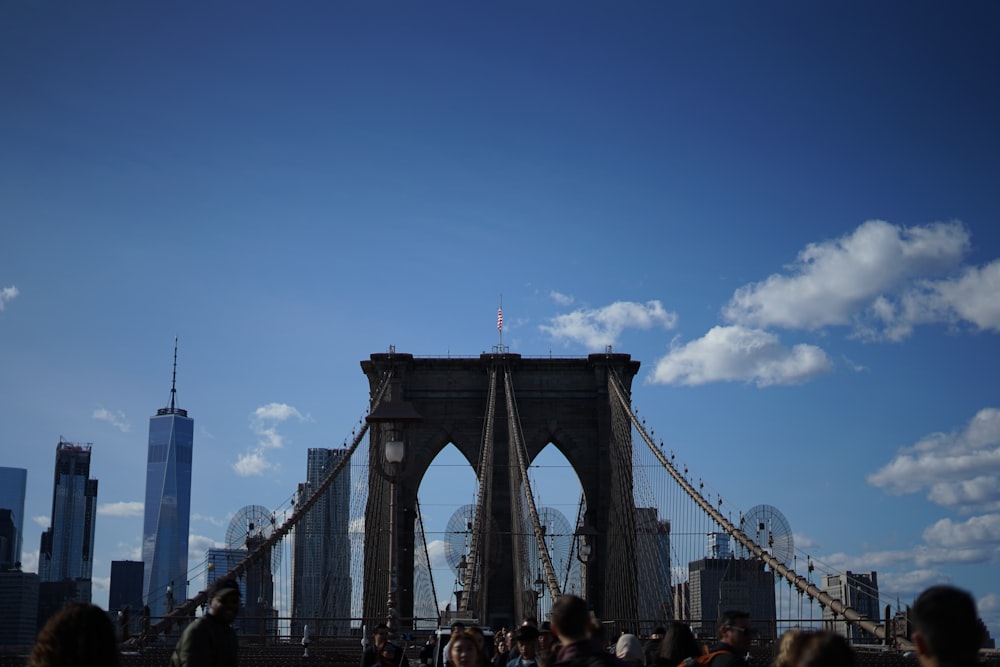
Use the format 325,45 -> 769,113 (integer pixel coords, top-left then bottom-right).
169,336 -> 179,411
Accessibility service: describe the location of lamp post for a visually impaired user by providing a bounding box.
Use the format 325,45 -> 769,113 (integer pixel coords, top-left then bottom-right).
574,525 -> 597,601
366,378 -> 422,638
534,572 -> 545,619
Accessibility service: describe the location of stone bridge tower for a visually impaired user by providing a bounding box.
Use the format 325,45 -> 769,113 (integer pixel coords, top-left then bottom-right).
361,351 -> 640,630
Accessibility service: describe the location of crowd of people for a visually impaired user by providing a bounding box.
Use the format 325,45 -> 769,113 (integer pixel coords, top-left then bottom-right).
393,586 -> 988,667
17,583 -> 987,666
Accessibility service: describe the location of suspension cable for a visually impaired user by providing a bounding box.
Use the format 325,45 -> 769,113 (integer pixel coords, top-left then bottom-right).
606,369 -> 902,647
458,364 -> 498,616
503,365 -> 562,600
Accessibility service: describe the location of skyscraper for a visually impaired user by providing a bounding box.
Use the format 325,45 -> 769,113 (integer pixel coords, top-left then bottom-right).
141,340 -> 194,620
635,507 -> 671,630
109,560 -> 145,635
38,440 -> 98,603
0,467 -> 28,570
292,448 -> 351,637
822,571 -> 880,644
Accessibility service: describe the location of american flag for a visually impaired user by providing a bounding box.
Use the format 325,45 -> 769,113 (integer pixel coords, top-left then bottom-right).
497,307 -> 503,332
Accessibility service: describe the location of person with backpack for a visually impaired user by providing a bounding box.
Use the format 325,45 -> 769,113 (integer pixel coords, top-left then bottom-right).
703,611 -> 754,667
550,595 -> 626,667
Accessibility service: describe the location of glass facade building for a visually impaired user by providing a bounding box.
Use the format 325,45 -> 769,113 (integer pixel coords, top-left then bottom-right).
0,467 -> 28,569
291,448 -> 351,637
38,441 -> 98,603
141,354 -> 194,621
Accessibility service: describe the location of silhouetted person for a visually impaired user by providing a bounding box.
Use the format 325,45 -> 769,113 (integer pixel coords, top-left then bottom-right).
656,621 -> 702,667
29,601 -> 121,667
550,595 -> 625,667
169,577 -> 240,667
796,631 -> 855,667
912,585 -> 985,667
706,611 -> 753,667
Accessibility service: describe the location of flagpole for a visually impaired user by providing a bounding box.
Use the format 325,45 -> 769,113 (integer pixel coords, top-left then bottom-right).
497,295 -> 503,348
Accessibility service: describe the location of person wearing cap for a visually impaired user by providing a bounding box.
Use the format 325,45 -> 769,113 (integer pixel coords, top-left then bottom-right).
169,577 -> 241,667
507,625 -> 541,667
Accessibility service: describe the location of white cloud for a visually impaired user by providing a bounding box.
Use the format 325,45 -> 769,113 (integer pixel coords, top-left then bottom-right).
234,450 -> 273,477
92,576 -> 110,593
649,325 -> 832,387
33,515 -> 49,528
540,300 -> 678,349
92,407 -> 131,433
427,539 -> 449,571
189,534 -> 224,561
922,514 -> 1000,550
0,285 -> 18,311
98,501 -> 144,517
234,402 -> 308,477
868,408 -> 1000,511
878,569 -> 951,597
722,220 -> 970,334
549,291 -> 575,307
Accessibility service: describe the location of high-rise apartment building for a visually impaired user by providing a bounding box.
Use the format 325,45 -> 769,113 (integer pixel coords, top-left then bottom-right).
141,341 -> 194,620
38,440 -> 98,603
822,571 -> 880,644
0,467 -> 28,570
291,448 -> 351,637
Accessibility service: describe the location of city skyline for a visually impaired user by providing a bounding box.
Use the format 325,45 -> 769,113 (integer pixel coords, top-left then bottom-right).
2,0 -> 999,634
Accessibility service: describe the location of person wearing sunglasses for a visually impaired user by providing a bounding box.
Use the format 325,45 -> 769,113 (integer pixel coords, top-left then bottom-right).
707,610 -> 754,667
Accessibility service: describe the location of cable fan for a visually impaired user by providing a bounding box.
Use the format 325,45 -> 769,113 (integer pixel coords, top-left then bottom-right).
226,504 -> 282,571
740,504 -> 793,565
444,505 -> 475,572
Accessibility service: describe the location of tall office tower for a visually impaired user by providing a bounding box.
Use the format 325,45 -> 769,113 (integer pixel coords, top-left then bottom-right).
636,507 -> 672,629
205,547 -> 248,633
688,557 -> 777,641
291,448 -> 351,638
0,467 -> 28,569
109,560 -> 145,635
141,340 -> 194,621
822,571 -> 880,644
38,440 -> 98,603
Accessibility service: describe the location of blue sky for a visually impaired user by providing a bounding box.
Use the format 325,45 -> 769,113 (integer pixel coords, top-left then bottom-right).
2,1 -> 999,633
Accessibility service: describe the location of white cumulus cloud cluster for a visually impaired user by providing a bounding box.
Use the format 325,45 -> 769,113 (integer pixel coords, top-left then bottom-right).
869,407 -> 1000,513
540,300 -> 678,349
234,402 -> 309,477
0,285 -> 18,311
651,326 -> 831,387
98,501 -> 144,517
647,220 -> 1000,386
92,407 -> 131,433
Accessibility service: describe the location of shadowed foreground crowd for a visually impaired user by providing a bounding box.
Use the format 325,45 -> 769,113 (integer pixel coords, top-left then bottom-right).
15,583 -> 993,667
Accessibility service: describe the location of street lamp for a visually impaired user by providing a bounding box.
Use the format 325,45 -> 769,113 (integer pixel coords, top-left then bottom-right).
366,378 -> 422,638
534,572 -> 545,619
574,525 -> 597,601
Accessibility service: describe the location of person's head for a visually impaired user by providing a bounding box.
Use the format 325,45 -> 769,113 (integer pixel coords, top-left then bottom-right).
466,626 -> 487,652
658,621 -> 701,665
451,621 -> 466,635
450,631 -> 484,667
515,625 -> 540,660
773,628 -> 806,667
372,623 -> 391,646
912,585 -> 984,667
797,631 -> 856,667
29,602 -> 121,667
379,641 -> 403,667
207,577 -> 241,624
550,595 -> 592,642
521,617 -> 539,628
615,633 -> 643,666
717,610 -> 753,652
650,626 -> 666,640
538,621 -> 555,651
